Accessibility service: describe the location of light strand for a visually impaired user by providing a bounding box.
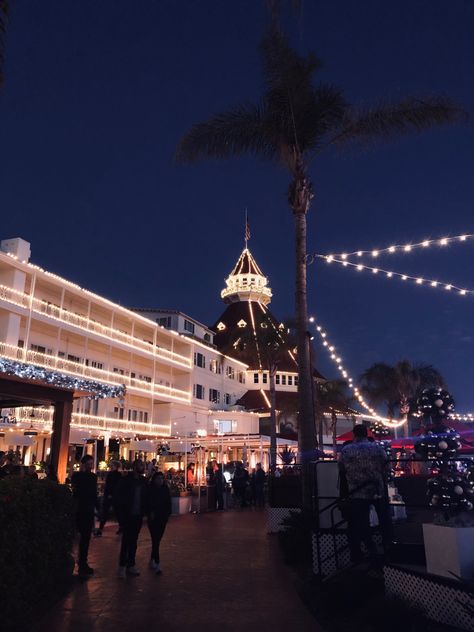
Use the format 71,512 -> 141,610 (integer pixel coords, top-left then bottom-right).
318,255 -> 472,296
310,317 -> 407,428
312,232 -> 472,261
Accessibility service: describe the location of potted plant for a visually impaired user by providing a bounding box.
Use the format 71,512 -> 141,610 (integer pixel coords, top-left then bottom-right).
169,474 -> 191,514
416,388 -> 474,579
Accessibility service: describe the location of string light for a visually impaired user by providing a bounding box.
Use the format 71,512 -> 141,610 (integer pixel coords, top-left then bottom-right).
313,321 -> 407,428
312,232 -> 472,261
318,256 -> 472,297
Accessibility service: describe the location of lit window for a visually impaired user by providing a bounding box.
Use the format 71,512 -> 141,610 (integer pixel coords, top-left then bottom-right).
217,322 -> 226,331
237,319 -> 247,328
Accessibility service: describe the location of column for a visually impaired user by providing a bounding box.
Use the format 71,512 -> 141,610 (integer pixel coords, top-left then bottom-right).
50,396 -> 73,483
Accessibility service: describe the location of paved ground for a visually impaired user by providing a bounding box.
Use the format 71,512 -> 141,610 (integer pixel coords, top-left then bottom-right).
38,509 -> 320,632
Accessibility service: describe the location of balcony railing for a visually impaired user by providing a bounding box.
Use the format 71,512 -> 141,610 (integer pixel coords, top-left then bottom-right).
0,343 -> 191,404
0,284 -> 192,369
4,407 -> 171,437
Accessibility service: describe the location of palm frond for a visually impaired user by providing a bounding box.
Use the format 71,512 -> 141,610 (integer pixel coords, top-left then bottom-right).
332,96 -> 468,146
0,0 -> 9,87
175,103 -> 278,163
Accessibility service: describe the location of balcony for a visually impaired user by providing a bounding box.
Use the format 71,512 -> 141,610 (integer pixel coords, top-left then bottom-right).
0,342 -> 191,404
0,284 -> 192,369
4,407 -> 171,437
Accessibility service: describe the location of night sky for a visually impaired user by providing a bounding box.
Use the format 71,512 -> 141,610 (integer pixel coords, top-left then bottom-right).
1,1 -> 473,410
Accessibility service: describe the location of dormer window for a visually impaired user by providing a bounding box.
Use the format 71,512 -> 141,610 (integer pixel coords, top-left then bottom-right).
217,322 -> 226,331
237,319 -> 247,328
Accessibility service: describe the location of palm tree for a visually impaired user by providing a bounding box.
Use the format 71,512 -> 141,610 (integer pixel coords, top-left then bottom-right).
359,360 -> 445,435
316,379 -> 355,454
176,28 -> 465,507
0,0 -> 9,87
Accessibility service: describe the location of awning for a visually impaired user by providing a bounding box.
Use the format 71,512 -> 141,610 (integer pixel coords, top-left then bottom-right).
0,433 -> 35,446
128,440 -> 157,452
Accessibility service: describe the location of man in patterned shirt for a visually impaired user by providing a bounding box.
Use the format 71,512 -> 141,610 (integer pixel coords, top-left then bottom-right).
340,424 -> 392,564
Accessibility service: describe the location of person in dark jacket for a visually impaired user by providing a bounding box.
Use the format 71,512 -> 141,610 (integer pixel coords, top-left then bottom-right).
232,463 -> 249,508
147,471 -> 172,574
71,454 -> 98,578
255,463 -> 266,508
214,464 -> 225,510
114,459 -> 148,577
98,460 -> 122,534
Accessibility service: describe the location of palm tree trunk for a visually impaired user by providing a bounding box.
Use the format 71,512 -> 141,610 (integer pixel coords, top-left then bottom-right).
332,411 -> 337,456
289,159 -> 315,511
269,365 -> 277,475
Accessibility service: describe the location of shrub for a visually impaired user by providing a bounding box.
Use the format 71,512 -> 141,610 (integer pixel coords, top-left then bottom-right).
0,477 -> 75,630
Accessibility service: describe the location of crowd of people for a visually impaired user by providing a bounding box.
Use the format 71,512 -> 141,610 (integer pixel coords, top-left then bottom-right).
70,456 -> 268,579
71,456 -> 172,579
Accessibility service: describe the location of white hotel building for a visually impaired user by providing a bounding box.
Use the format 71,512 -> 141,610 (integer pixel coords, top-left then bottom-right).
0,237 -> 265,470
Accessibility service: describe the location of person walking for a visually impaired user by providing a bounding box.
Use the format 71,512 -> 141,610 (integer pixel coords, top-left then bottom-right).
254,463 -> 266,508
232,463 -> 249,508
339,424 -> 392,565
98,460 -> 122,535
147,472 -> 172,574
214,464 -> 225,510
114,459 -> 148,578
71,454 -> 98,578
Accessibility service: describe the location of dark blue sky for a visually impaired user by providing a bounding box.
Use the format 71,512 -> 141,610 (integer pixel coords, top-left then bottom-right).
1,1 -> 473,409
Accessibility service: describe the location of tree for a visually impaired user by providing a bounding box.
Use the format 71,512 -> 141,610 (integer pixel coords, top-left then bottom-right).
316,379 -> 355,454
176,28 -> 465,508
0,0 -> 9,87
359,360 -> 445,436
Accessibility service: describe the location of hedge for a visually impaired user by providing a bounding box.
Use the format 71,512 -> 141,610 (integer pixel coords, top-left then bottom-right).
0,477 -> 75,630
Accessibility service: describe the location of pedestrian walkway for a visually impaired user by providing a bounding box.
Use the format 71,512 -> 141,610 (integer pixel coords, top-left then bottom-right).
38,509 -> 320,632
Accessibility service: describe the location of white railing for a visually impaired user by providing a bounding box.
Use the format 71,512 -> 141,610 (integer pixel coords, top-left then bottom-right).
2,408 -> 171,437
0,284 -> 192,369
0,343 -> 191,403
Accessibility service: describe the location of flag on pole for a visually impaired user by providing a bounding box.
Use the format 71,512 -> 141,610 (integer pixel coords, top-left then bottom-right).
245,210 -> 251,245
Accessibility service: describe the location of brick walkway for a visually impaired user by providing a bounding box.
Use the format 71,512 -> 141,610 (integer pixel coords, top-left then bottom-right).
38,509 -> 320,631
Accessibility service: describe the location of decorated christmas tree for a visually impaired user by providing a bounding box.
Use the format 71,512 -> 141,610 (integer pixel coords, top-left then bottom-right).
415,388 -> 474,520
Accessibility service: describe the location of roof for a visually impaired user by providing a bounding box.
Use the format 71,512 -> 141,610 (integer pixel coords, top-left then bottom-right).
210,301 -> 299,372
230,248 -> 265,277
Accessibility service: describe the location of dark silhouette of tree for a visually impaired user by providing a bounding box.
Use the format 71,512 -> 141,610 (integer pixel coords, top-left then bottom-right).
316,379 -> 355,454
360,360 -> 445,436
176,28 -> 465,508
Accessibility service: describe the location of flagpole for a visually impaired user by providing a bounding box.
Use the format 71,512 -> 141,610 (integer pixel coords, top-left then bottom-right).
245,208 -> 248,249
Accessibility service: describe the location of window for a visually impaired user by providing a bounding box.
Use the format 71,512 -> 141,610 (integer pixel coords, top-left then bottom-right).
193,384 -> 205,400
67,354 -> 81,363
85,359 -> 103,369
238,372 -> 245,384
214,419 -> 235,433
237,319 -> 247,328
254,373 -> 259,384
113,367 -> 126,375
30,344 -> 46,354
288,375 -> 293,386
226,366 -> 235,379
217,321 -> 226,331
157,316 -> 171,328
139,374 -> 152,383
144,412 -> 148,423
276,375 -> 280,385
282,375 -> 287,385
262,373 -> 268,384
224,393 -> 231,405
184,319 -> 195,334
294,376 -> 298,386
113,406 -> 125,420
210,359 -> 218,373
194,352 -> 206,368
204,333 -> 211,343
209,389 -> 220,404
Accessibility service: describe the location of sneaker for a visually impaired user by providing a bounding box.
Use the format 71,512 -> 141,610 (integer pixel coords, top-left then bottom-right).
155,564 -> 162,575
117,566 -> 126,579
126,566 -> 140,576
149,559 -> 158,571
